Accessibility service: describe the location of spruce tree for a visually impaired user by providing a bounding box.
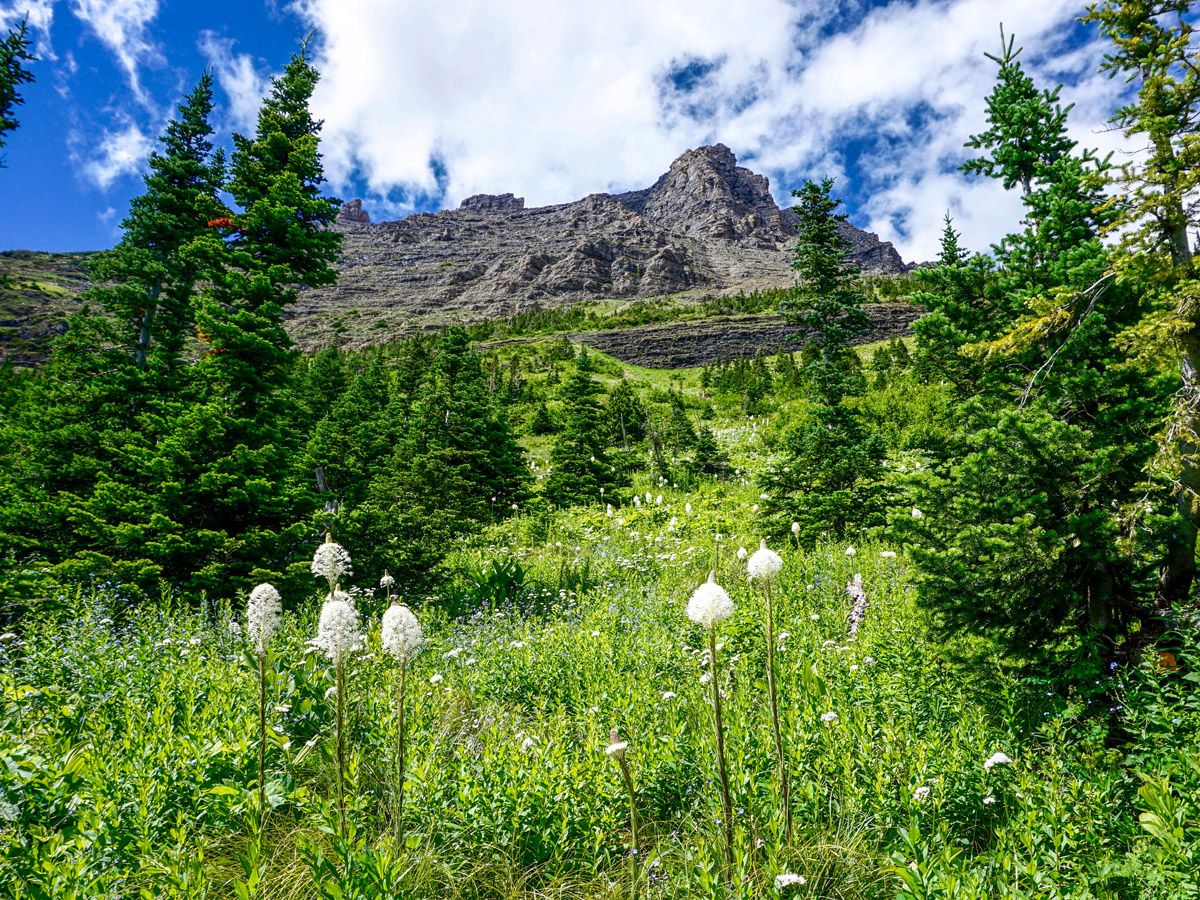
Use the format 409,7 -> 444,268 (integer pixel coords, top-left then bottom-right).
545,365 -> 622,507
780,178 -> 869,405
0,18 -> 33,162
1083,0 -> 1200,608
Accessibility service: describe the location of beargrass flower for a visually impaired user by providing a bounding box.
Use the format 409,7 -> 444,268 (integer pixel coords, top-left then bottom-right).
247,583 -> 282,654
791,521 -> 800,536
685,502 -> 693,514
381,603 -> 422,661
312,535 -> 353,593
845,545 -> 857,556
687,573 -> 734,627
747,539 -> 783,582
314,595 -> 362,665
737,546 -> 747,560
379,571 -> 395,590
984,752 -> 1012,769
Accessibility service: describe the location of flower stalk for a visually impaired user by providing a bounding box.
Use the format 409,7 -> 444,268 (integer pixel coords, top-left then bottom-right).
708,626 -> 735,880
607,730 -> 640,899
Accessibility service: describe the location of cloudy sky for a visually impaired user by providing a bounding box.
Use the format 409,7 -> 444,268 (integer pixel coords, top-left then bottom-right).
0,0 -> 1150,261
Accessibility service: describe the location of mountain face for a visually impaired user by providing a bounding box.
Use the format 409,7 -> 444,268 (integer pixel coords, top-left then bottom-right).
292,144 -> 906,347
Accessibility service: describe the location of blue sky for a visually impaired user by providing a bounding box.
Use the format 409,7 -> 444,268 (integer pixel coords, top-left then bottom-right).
0,0 -> 1158,261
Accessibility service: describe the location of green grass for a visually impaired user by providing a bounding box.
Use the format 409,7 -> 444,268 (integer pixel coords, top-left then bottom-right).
1,392 -> 1197,898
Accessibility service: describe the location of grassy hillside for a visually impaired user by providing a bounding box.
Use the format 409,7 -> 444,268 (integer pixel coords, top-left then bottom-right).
1,346 -> 1195,898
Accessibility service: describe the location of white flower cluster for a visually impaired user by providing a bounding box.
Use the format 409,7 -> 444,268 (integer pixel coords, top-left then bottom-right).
246,582 -> 281,654
775,872 -> 806,888
984,751 -> 1012,769
381,603 -> 423,662
313,592 -> 362,664
747,539 -> 783,582
686,572 -> 734,628
312,539 -> 353,587
846,574 -> 869,637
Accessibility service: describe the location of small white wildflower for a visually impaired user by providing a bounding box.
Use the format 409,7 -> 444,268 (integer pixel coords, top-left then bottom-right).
446,647 -> 463,659
736,546 -> 748,560
429,673 -> 443,684
274,703 -> 291,713
313,595 -> 362,665
863,656 -> 875,665
605,740 -> 629,757
849,664 -> 859,672
747,539 -> 783,582
655,494 -> 663,505
669,516 -> 679,531
699,672 -> 712,684
465,656 -> 477,666
606,504 -> 614,517
791,521 -> 800,536
778,630 -> 790,642
984,752 -> 1012,769
661,691 -> 677,701
911,507 -> 924,520
510,640 -> 526,649
810,612 -> 819,620
983,795 -> 997,805
752,503 -> 759,513
880,550 -> 897,559
591,629 -> 601,637
246,583 -> 282,654
381,603 -> 423,662
913,786 -> 931,802
324,686 -> 338,700
521,736 -> 536,752
685,502 -> 692,514
379,571 -> 395,590
820,711 -> 838,723
687,572 -> 734,628
775,872 -> 806,888
227,619 -> 242,636
845,545 -> 856,556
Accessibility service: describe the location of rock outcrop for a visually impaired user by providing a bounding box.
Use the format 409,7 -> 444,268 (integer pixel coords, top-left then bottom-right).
292,145 -> 908,348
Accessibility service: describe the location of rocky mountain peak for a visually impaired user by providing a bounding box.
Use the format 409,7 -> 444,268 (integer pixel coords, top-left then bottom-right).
459,193 -> 526,213
617,144 -> 787,245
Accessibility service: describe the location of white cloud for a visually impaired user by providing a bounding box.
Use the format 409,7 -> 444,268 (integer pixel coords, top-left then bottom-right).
69,0 -> 161,105
75,117 -> 153,189
292,0 -> 1138,261
0,1 -> 56,55
198,31 -> 271,133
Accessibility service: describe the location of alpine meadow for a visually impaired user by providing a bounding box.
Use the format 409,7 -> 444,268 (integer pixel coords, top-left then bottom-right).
3,2 -> 1200,898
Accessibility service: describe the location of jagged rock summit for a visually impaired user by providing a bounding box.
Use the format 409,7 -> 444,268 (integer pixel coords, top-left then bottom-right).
293,145 -> 907,347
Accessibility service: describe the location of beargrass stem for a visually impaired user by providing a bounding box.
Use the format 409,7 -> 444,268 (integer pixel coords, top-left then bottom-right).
764,578 -> 792,841
708,626 -> 735,880
394,656 -> 407,848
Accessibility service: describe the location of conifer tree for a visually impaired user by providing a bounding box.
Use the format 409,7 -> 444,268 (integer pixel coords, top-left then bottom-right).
0,18 -> 33,163
545,365 -> 622,507
606,378 -> 646,448
780,178 -> 869,405
1084,0 -> 1200,608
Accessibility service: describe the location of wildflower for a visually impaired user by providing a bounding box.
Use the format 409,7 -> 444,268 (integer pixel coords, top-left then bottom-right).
669,516 -> 679,530
430,673 -> 444,684
810,612 -> 819,620
820,711 -> 838,723
775,873 -> 807,889
662,691 -> 677,701
510,640 -> 526,649
791,521 -> 800,536
591,629 -> 601,637
880,550 -> 897,558
911,507 -> 923,520
913,786 -> 931,802
606,504 -> 614,517
747,539 -> 783,582
736,546 -> 748,560
227,619 -> 242,636
446,647 -> 463,659
311,536 -> 353,591
983,795 -> 997,805
687,572 -> 734,627
752,503 -> 760,513
379,571 -> 395,590
863,656 -> 875,665
984,752 -> 1012,769
247,583 -> 282,653
605,737 -> 629,758
313,596 -> 362,665
845,545 -> 856,556
324,685 -> 338,700
521,736 -> 536,752
381,603 -> 422,661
